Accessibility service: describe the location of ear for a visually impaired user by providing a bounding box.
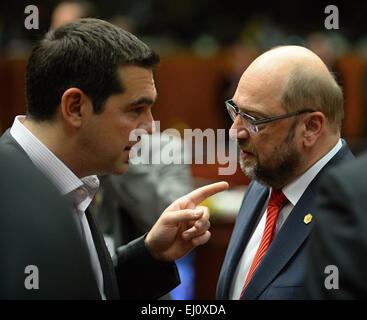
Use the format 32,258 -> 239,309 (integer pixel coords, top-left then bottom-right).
60,88 -> 91,128
301,112 -> 325,148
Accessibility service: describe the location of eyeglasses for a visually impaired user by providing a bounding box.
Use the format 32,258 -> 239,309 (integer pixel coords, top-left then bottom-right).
225,99 -> 315,133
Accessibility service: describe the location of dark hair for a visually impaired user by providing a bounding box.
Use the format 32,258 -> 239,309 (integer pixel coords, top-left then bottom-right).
26,18 -> 160,120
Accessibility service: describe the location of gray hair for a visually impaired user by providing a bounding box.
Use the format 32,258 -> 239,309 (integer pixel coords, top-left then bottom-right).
280,65 -> 344,132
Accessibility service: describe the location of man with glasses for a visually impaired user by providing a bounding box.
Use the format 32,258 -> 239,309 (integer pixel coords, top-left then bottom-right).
216,45 -> 354,300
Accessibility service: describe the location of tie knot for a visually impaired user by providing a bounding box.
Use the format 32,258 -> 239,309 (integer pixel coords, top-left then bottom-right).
269,188 -> 287,209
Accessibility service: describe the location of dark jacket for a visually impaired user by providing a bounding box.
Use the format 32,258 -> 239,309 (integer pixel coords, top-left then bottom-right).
0,129 -> 180,299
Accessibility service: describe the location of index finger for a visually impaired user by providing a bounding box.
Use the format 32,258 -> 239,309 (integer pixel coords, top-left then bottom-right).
186,181 -> 229,205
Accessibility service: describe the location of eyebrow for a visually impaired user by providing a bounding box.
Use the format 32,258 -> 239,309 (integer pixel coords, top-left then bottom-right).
239,105 -> 269,119
231,100 -> 266,118
128,97 -> 156,107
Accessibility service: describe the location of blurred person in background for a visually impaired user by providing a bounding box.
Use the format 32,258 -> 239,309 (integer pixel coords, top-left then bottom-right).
94,133 -> 195,299
50,0 -> 97,30
216,45 -> 354,300
95,133 -> 193,252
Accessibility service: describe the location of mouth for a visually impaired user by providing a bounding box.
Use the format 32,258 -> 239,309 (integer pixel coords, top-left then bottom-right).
239,148 -> 255,160
125,141 -> 141,159
125,140 -> 141,151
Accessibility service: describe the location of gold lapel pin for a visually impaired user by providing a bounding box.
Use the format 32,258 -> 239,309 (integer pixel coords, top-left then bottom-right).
304,213 -> 312,225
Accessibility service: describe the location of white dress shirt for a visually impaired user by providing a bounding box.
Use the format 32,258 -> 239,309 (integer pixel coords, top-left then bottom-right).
10,115 -> 106,299
230,139 -> 342,299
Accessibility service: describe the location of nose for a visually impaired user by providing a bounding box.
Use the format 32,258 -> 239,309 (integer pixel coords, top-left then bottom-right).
229,116 -> 249,140
139,109 -> 155,134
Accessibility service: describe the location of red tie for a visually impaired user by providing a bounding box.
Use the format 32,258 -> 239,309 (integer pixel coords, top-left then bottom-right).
240,188 -> 287,298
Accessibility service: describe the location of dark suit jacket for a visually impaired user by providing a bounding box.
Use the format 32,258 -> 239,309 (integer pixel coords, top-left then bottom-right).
306,152 -> 367,299
0,129 -> 180,300
216,140 -> 354,300
0,146 -> 99,299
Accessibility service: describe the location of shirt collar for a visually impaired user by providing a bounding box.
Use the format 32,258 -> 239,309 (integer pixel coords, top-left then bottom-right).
10,115 -> 99,197
282,139 -> 342,206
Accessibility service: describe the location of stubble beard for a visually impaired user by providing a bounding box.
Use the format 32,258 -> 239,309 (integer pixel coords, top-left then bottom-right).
239,124 -> 303,189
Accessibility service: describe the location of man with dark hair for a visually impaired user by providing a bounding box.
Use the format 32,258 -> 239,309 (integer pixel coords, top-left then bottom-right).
0,18 -> 228,299
27,17 -> 159,120
216,45 -> 354,300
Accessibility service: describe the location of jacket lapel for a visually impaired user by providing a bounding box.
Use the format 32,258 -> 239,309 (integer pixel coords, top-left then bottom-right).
241,140 -> 354,299
217,182 -> 269,299
86,209 -> 120,300
1,129 -> 121,299
241,187 -> 315,299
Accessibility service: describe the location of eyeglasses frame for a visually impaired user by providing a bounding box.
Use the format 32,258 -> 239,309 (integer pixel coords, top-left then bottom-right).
225,99 -> 315,133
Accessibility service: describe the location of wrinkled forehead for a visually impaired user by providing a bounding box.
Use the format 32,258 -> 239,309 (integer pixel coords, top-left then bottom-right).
233,64 -> 287,112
